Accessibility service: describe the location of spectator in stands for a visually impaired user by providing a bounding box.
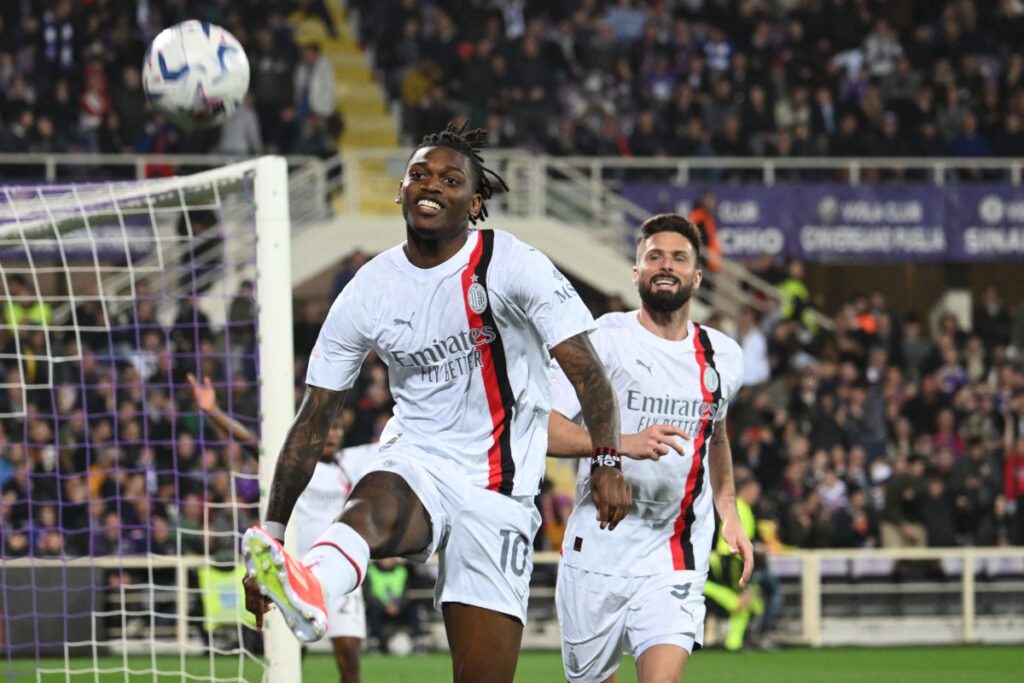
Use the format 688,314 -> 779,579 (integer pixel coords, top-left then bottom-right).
216,93 -> 263,155
687,191 -> 722,273
364,558 -> 422,654
832,485 -> 879,548
737,307 -> 771,387
919,471 -> 958,547
973,285 -> 1012,353
294,43 -> 338,134
1005,435 -> 1024,545
950,438 -> 1002,545
3,275 -> 51,331
880,455 -> 927,549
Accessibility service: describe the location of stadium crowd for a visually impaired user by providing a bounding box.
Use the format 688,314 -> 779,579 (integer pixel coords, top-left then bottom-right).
5,245 -> 1022,562
354,0 -> 1024,161
2,0 -> 1023,570
1,273 -> 263,560
2,1 -> 1024,166
0,0 -> 339,164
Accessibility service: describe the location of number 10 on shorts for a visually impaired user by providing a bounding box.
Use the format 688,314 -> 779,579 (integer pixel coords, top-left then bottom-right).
498,529 -> 530,576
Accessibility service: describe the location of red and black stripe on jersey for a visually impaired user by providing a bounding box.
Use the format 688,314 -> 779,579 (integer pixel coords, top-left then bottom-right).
461,230 -> 516,495
670,322 -> 722,570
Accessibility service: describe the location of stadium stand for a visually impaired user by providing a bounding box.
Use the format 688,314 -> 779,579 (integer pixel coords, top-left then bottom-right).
346,0 -> 1024,165
1,0 -> 1021,565
1,0 -> 1023,658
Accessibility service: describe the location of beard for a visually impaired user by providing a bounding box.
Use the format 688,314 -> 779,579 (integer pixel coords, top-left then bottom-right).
638,274 -> 695,313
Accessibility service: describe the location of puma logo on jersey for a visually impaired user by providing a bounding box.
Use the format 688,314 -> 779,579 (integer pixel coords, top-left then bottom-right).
393,312 -> 415,330
635,358 -> 653,375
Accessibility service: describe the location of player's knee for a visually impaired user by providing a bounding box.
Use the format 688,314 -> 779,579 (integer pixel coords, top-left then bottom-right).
339,475 -> 410,551
338,497 -> 395,550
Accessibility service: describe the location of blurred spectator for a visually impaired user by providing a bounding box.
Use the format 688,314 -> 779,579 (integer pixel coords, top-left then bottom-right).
880,455 -> 926,549
1005,435 -> 1024,545
737,307 -> 770,387
294,42 -> 340,137
972,285 -> 1012,352
215,93 -> 263,155
365,558 -> 421,654
687,191 -> 721,273
919,472 -> 958,546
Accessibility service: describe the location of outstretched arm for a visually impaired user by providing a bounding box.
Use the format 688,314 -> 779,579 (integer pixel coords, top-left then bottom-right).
549,332 -> 630,529
188,373 -> 258,445
264,385 -> 349,527
548,410 -> 689,460
708,418 -> 753,587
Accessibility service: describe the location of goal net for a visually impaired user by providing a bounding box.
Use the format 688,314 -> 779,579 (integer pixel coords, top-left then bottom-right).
0,157 -> 297,681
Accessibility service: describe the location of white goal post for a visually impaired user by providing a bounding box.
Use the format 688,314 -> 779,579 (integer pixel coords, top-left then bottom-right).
0,156 -> 299,682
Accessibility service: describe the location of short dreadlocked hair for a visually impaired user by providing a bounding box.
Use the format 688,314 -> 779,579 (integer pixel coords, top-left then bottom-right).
415,121 -> 508,224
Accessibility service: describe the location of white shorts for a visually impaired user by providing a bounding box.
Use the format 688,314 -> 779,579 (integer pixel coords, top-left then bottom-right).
363,452 -> 541,625
326,588 -> 366,639
556,562 -> 706,683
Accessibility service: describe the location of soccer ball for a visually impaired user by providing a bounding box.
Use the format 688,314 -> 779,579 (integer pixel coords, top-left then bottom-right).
142,20 -> 250,128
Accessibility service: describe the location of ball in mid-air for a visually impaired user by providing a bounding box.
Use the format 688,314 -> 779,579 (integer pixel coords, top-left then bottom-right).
142,20 -> 250,128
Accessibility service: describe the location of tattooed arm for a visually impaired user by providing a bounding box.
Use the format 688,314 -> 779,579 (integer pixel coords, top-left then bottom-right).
548,409 -> 689,460
550,332 -> 630,529
707,418 -> 753,586
264,385 -> 349,526
549,333 -> 620,451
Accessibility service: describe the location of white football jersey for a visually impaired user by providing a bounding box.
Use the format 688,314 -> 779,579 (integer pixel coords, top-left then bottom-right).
551,313 -> 743,576
306,229 -> 594,497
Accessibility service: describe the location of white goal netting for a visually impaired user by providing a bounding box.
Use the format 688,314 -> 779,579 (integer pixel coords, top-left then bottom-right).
0,158 -> 295,682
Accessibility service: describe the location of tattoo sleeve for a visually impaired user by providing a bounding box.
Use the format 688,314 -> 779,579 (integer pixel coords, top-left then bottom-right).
265,385 -> 348,524
550,333 -> 620,451
708,418 -> 738,519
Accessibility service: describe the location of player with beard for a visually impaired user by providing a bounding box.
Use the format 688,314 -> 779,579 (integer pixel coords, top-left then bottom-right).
240,122 -> 630,683
548,214 -> 753,682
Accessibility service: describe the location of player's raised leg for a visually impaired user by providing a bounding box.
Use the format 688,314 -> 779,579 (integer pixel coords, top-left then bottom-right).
245,470 -> 433,642
242,526 -> 329,642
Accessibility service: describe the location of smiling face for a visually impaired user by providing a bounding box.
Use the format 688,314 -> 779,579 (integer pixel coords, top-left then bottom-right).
399,145 -> 483,243
633,230 -> 702,314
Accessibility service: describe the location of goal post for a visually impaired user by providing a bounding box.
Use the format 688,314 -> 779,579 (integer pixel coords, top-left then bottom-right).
0,156 -> 300,681
253,158 -> 302,681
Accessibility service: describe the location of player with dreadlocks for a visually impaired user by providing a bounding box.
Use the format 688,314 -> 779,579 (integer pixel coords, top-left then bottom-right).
242,121 -> 631,681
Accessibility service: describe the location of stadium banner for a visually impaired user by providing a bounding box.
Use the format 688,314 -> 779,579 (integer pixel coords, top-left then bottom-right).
788,184 -> 948,261
621,183 -> 792,259
621,182 -> 1024,261
945,185 -> 1024,260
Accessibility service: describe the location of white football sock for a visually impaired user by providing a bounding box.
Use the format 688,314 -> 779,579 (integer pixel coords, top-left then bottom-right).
301,522 -> 370,606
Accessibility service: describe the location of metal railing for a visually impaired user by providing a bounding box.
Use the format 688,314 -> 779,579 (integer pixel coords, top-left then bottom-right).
8,544 -> 1019,655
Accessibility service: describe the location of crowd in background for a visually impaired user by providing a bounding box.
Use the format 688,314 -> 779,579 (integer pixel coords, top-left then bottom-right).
3,0 -> 1024,561
4,1 -> 1024,165
717,273 -> 1024,551
0,0 -> 339,167
354,0 -> 1024,161
1,272 -> 262,560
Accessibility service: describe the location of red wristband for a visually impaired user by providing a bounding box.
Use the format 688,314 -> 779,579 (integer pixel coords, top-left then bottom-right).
590,447 -> 622,473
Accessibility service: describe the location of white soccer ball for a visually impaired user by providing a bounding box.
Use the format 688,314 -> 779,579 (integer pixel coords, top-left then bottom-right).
142,20 -> 250,128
